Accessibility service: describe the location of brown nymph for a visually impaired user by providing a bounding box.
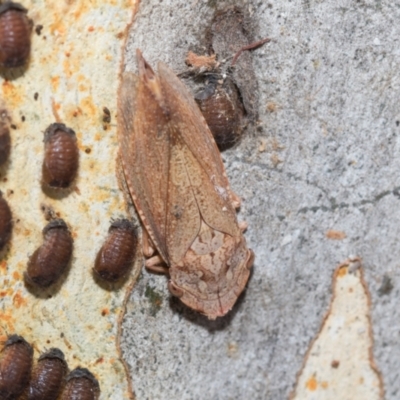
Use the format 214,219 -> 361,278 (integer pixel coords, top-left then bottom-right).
0,191 -> 12,251
195,75 -> 245,151
61,367 -> 100,400
93,219 -> 138,282
0,1 -> 31,68
0,334 -> 33,399
186,7 -> 269,150
0,115 -> 10,165
27,348 -> 68,400
25,219 -> 73,288
42,123 -> 79,189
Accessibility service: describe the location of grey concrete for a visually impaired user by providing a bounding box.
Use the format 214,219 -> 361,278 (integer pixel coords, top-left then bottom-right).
120,1 -> 400,399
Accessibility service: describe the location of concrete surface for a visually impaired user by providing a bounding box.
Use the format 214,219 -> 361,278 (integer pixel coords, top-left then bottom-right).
120,0 -> 400,399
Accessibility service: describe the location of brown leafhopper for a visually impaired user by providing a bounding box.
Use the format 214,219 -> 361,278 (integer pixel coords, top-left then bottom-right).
117,50 -> 254,319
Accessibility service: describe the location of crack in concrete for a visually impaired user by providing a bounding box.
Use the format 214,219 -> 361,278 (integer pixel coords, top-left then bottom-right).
298,187 -> 400,214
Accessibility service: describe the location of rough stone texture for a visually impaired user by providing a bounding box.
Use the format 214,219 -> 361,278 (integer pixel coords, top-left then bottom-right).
121,0 -> 400,399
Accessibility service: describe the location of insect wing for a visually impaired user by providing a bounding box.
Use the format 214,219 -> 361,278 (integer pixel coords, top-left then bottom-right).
158,62 -> 240,239
118,71 -> 172,263
164,131 -> 201,264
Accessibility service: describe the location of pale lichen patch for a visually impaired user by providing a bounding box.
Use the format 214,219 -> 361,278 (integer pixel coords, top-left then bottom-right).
291,258 -> 384,400
0,1 -> 139,399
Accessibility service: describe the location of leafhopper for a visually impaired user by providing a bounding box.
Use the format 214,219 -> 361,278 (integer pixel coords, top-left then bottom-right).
118,50 -> 254,319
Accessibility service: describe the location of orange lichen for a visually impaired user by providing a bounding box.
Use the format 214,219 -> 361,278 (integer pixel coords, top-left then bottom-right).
2,81 -> 13,91
72,3 -> 91,20
0,312 -> 14,331
64,52 -> 80,77
326,230 -> 346,240
12,271 -> 20,281
79,83 -> 88,92
55,24 -> 67,36
305,376 -> 317,391
63,59 -> 73,78
68,106 -> 83,119
2,81 -> 23,108
337,266 -> 348,278
321,381 -> 328,389
0,289 -> 12,297
77,74 -> 86,83
51,76 -> 60,91
77,141 -> 87,152
95,191 -> 111,202
12,291 -> 27,308
23,228 -> 32,237
16,261 -> 25,271
80,96 -> 97,119
78,202 -> 89,215
50,17 -> 67,36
